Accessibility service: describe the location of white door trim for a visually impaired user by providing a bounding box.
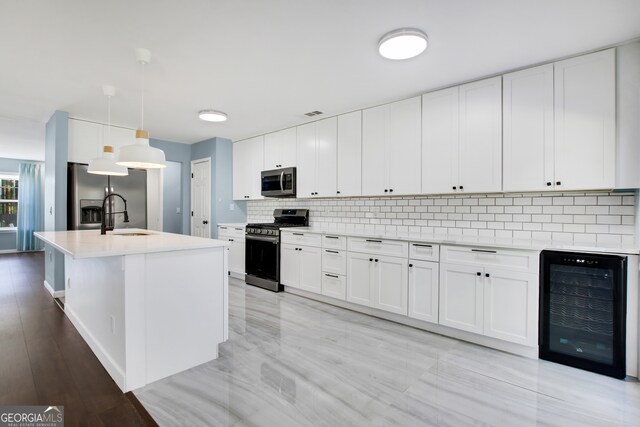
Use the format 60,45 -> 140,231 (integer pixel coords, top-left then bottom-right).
190,157 -> 212,238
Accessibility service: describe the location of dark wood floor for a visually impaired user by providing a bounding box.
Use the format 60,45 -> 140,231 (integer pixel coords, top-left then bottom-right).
0,252 -> 156,426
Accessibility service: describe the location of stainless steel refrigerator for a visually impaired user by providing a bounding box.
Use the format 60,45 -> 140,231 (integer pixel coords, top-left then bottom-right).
67,163 -> 147,231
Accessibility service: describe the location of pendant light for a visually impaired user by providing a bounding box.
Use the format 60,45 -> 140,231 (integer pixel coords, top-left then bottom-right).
88,85 -> 129,176
117,48 -> 166,169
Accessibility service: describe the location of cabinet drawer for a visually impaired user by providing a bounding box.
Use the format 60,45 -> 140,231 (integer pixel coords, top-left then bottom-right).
409,242 -> 440,262
322,234 -> 347,250
281,231 -> 322,247
440,245 -> 538,273
322,273 -> 346,300
218,226 -> 245,239
348,237 -> 408,258
322,249 -> 347,276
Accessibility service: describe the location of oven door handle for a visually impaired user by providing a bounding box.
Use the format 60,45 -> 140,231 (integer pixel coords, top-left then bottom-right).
246,235 -> 280,244
280,171 -> 284,191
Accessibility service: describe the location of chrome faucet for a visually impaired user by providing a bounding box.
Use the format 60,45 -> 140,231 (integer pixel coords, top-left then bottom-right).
101,192 -> 130,235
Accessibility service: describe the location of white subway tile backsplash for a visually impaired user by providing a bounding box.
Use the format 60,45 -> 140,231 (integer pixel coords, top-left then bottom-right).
247,191 -> 636,245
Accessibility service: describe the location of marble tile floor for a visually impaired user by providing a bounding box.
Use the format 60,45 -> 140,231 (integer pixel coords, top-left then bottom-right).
134,278 -> 640,426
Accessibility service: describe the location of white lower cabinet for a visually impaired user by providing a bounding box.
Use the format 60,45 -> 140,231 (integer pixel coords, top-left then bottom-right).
408,260 -> 439,324
227,238 -> 245,276
483,268 -> 538,346
439,263 -> 484,334
322,273 -> 346,300
281,243 -> 321,294
347,252 -> 408,315
439,261 -> 538,346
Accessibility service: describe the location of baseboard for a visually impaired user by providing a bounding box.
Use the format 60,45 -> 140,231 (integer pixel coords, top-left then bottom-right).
229,271 -> 244,280
285,286 -> 539,359
43,280 -> 65,298
65,306 -> 126,391
0,249 -> 17,254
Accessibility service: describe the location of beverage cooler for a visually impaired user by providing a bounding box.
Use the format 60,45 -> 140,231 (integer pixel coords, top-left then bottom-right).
539,250 -> 627,379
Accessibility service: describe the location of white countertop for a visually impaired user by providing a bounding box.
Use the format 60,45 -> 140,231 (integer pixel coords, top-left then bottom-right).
282,226 -> 639,255
35,229 -> 230,259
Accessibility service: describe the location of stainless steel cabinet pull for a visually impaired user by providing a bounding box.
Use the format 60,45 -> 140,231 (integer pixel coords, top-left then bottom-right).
325,250 -> 339,254
471,249 -> 497,254
325,274 -> 339,278
412,243 -> 432,248
229,239 -> 234,242
366,239 -> 382,243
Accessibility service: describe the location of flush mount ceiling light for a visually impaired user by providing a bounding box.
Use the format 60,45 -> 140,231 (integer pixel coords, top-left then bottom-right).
378,28 -> 428,60
198,110 -> 228,122
88,85 -> 129,176
117,48 -> 166,169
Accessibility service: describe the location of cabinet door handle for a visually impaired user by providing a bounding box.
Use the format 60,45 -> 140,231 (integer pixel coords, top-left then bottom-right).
452,186 -> 457,190
374,259 -> 379,262
409,264 -> 413,268
485,273 -> 490,278
389,189 -> 393,193
546,182 -> 552,187
220,226 -> 228,229
476,272 -> 481,276
459,185 -> 464,190
369,258 -> 373,262
471,249 -> 497,254
228,238 -> 234,242
366,239 -> 382,243
556,181 -> 562,186
293,233 -> 304,236
235,228 -> 243,231
325,250 -> 339,254
412,243 -> 432,248
336,190 -> 341,194
325,273 -> 339,279
384,189 -> 388,193
325,235 -> 339,239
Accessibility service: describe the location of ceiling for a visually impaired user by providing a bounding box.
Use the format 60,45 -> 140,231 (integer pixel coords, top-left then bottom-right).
0,0 -> 639,145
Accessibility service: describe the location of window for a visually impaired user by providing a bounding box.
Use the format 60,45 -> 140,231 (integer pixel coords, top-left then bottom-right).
0,174 -> 18,230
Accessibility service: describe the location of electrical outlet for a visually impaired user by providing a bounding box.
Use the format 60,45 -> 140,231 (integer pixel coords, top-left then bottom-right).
110,316 -> 116,334
229,203 -> 235,211
176,207 -> 181,214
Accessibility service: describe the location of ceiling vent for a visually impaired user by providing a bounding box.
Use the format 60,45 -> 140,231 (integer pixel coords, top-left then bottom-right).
304,110 -> 323,117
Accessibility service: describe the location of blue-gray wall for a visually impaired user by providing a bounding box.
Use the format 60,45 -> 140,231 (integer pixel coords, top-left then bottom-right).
0,157 -> 44,252
163,161 -> 183,234
44,111 -> 68,292
150,138 -> 191,234
191,137 -> 246,239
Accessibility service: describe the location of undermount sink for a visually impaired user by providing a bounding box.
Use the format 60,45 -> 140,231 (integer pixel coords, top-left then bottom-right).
110,230 -> 157,237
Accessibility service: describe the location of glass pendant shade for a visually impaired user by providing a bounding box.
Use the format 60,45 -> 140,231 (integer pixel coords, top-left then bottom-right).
117,130 -> 166,169
88,146 -> 129,176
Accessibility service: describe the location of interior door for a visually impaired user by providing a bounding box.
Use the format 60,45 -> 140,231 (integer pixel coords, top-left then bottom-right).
191,158 -> 211,238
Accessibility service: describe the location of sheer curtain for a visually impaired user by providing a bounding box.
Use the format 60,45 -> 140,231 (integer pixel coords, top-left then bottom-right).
17,162 -> 44,251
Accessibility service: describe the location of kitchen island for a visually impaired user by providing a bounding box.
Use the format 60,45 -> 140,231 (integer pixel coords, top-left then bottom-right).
34,229 -> 230,392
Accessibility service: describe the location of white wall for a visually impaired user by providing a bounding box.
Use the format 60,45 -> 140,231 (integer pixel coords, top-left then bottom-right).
0,116 -> 45,161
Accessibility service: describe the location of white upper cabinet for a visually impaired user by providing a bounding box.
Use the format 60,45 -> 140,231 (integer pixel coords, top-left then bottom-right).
503,64 -> 555,192
422,87 -> 459,194
336,111 -> 362,197
68,119 -> 103,164
554,49 -> 615,191
232,136 -> 264,200
458,76 -> 503,194
296,117 -> 337,198
362,96 -> 421,196
68,119 -> 136,164
263,127 -> 297,170
422,77 -> 502,195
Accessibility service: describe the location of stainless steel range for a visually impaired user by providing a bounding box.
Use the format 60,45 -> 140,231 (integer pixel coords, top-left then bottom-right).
245,209 -> 309,292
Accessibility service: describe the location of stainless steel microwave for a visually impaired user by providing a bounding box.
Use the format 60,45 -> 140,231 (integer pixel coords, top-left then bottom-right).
261,167 -> 296,198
